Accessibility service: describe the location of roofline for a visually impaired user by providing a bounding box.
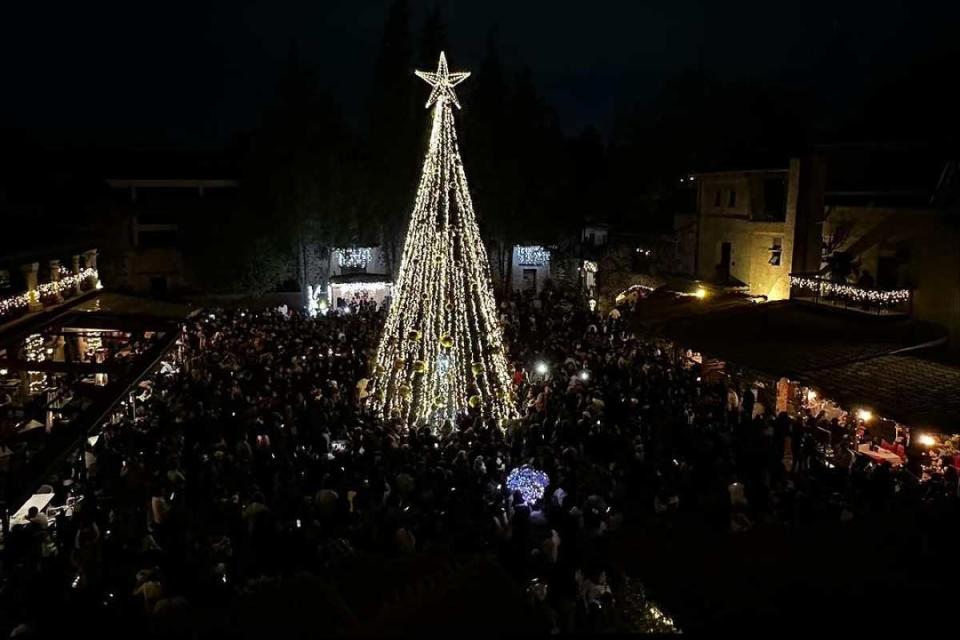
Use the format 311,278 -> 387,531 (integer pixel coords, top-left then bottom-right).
106,179 -> 239,188
687,168 -> 789,178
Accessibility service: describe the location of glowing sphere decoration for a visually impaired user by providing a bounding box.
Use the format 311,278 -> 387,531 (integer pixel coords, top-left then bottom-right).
506,465 -> 550,506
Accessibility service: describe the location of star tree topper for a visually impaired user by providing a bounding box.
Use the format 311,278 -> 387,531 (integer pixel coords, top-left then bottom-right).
415,51 -> 471,109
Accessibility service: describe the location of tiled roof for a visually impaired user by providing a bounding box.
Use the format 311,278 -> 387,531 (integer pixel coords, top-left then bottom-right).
654,301 -> 946,376
797,355 -> 960,432
647,300 -> 959,429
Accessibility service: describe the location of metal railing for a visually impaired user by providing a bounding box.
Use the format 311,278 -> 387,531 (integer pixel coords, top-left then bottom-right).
789,273 -> 912,316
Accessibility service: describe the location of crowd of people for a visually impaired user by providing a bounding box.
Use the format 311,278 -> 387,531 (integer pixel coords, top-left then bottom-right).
2,282 -> 957,636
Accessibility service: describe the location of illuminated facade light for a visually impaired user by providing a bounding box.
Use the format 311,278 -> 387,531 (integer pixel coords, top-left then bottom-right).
370,53 -> 516,424
856,409 -> 873,422
0,267 -> 99,320
336,247 -> 373,270
694,287 -> 707,299
517,245 -> 551,267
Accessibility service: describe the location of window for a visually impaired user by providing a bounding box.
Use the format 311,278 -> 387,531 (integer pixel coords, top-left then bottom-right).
713,189 -> 722,207
728,189 -> 737,208
137,229 -> 178,248
763,178 -> 787,221
769,236 -> 783,266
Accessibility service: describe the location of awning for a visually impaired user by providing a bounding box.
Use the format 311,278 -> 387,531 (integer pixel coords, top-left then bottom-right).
649,300 -> 958,431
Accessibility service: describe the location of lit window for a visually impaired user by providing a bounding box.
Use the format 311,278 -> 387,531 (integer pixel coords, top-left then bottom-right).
769,236 -> 783,266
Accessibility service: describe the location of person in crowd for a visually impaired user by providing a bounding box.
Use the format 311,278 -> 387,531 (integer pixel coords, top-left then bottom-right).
1,285 -> 938,636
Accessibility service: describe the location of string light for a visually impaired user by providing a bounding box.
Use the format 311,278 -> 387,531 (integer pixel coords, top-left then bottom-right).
370,52 -> 516,424
517,245 -> 551,267
506,465 -> 550,505
789,275 -> 910,306
414,51 -> 470,109
336,247 -> 373,270
0,268 -> 99,320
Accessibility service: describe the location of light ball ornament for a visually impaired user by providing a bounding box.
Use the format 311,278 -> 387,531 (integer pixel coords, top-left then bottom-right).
471,361 -> 485,376
439,334 -> 454,350
506,466 -> 550,506
413,360 -> 427,374
468,394 -> 482,409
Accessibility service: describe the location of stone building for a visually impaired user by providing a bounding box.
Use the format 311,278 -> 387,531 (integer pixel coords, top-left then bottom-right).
101,178 -> 239,294
690,164 -> 798,301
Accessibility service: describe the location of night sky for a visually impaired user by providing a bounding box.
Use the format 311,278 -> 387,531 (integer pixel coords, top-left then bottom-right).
2,0 -> 957,145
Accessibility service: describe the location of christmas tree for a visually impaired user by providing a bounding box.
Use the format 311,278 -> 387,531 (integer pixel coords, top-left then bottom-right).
370,52 -> 517,425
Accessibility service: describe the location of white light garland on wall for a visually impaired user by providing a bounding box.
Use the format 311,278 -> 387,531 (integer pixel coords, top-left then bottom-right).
370,52 -> 517,425
337,247 -> 373,270
517,245 -> 551,267
0,268 -> 99,320
789,275 -> 911,306
24,333 -> 46,362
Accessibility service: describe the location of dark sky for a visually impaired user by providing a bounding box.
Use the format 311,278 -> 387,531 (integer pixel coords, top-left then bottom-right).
1,0 -> 957,146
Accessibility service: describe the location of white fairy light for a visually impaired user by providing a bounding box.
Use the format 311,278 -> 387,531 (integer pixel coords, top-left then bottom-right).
0,267 -> 99,320
517,246 -> 551,266
789,275 -> 910,306
414,51 -> 470,109
370,52 -> 516,425
337,247 -> 373,270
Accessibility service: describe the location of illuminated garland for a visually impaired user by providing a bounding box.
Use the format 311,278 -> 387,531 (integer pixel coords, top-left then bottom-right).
0,268 -> 99,319
506,465 -> 550,505
789,275 -> 910,306
24,333 -> 46,362
370,52 -> 517,424
337,247 -> 373,270
517,245 -> 551,266
582,260 -> 598,273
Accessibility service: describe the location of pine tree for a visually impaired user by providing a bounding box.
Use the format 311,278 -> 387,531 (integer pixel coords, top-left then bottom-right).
370,53 -> 517,425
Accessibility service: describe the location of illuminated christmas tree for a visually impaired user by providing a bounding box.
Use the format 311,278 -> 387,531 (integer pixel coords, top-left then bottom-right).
370,52 -> 517,425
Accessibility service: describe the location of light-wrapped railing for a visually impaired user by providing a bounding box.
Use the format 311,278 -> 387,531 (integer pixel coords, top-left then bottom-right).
789,273 -> 911,314
0,268 -> 100,321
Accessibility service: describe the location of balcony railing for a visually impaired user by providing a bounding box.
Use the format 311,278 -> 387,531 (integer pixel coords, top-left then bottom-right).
789,273 -> 912,316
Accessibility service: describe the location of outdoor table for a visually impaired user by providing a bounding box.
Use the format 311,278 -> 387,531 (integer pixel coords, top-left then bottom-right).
11,493 -> 54,526
858,443 -> 903,467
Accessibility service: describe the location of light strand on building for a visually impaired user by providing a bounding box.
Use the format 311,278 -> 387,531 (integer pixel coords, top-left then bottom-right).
789,275 -> 910,306
0,268 -> 100,319
517,245 -> 551,266
337,247 -> 373,270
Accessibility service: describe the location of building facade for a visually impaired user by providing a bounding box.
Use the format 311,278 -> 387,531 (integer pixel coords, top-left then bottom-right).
691,163 -> 799,301
103,178 -> 239,294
